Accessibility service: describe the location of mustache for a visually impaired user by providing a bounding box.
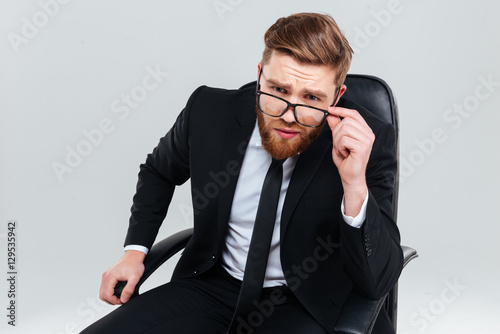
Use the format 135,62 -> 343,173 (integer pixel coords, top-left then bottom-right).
268,118 -> 303,132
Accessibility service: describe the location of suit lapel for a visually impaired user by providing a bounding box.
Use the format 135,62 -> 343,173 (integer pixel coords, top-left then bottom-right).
216,93 -> 256,243
280,129 -> 333,239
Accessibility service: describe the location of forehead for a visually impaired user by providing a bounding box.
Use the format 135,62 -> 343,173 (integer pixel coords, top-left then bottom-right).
263,51 -> 337,90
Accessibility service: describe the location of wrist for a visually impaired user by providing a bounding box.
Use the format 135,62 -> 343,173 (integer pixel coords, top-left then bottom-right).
123,250 -> 146,262
342,182 -> 368,217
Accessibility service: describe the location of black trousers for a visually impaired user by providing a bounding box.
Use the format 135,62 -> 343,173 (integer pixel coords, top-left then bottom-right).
80,265 -> 328,334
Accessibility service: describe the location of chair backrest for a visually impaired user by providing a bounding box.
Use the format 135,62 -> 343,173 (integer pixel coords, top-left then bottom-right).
343,74 -> 400,331
343,74 -> 399,131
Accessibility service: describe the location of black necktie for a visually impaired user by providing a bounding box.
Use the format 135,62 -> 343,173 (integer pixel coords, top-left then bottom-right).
228,158 -> 285,333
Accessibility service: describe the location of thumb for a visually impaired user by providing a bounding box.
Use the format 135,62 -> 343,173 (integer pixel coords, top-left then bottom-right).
326,114 -> 341,131
120,276 -> 139,303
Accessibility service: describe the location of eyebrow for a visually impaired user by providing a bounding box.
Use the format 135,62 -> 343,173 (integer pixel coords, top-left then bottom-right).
265,77 -> 329,100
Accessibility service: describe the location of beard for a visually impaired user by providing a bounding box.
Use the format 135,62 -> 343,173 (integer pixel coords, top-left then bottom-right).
256,106 -> 324,160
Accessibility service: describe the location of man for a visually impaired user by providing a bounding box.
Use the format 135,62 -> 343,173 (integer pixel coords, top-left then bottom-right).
82,12 -> 403,334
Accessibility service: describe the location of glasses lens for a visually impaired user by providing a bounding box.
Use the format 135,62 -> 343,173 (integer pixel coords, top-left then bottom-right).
295,106 -> 326,127
258,93 -> 327,127
259,94 -> 288,116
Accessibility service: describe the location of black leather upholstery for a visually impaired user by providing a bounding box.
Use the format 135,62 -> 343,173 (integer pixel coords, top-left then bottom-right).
344,74 -> 399,129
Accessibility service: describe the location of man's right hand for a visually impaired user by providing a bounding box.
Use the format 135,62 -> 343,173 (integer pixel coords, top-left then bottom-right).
99,250 -> 146,305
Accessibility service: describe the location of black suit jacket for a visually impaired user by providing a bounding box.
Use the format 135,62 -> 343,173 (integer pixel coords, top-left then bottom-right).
124,82 -> 404,332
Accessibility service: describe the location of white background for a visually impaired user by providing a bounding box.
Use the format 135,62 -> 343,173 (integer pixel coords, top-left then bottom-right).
1,0 -> 499,333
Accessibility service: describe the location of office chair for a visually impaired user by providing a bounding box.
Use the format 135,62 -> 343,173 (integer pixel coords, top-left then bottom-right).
115,74 -> 418,334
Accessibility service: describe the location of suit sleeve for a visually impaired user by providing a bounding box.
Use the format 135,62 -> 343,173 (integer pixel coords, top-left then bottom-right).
123,86 -> 205,250
339,122 -> 404,299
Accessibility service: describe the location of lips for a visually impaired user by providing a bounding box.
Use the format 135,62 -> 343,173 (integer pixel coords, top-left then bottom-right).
275,127 -> 300,139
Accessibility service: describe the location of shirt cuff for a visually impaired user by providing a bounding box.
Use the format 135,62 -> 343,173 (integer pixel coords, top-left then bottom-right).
341,191 -> 369,229
124,244 -> 149,255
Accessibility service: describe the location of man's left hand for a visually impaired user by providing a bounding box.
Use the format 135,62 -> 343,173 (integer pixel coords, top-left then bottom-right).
327,106 -> 374,216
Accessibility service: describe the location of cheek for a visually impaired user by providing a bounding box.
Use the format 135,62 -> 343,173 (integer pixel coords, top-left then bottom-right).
302,127 -> 315,138
257,109 -> 272,125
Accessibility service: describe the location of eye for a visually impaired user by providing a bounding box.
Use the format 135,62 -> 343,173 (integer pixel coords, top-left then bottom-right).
273,86 -> 286,94
306,94 -> 320,102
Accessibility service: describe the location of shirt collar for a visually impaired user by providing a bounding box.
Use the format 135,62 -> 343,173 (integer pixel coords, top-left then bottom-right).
250,123 -> 262,148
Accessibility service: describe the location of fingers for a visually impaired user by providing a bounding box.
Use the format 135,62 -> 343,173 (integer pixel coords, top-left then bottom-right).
98,252 -> 146,305
99,273 -> 139,305
119,275 -> 140,304
327,106 -> 375,180
99,273 -> 122,305
326,113 -> 342,130
327,107 -> 366,138
330,117 -> 373,154
333,119 -> 373,150
328,106 -> 364,121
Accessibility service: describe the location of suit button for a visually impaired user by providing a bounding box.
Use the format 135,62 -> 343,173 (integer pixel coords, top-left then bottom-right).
212,254 -> 216,262
192,270 -> 198,276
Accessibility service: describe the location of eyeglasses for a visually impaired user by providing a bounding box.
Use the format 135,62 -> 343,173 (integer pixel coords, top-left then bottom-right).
256,68 -> 341,128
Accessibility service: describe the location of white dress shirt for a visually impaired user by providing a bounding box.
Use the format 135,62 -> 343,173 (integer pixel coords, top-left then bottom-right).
125,124 -> 369,287
221,125 -> 298,287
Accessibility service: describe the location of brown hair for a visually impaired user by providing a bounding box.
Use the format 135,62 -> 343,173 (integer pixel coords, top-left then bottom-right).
262,13 -> 353,87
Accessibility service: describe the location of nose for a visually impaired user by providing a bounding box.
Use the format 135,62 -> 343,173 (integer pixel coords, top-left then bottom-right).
281,106 -> 296,124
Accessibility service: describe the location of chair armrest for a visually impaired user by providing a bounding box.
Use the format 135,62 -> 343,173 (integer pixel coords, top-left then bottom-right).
114,228 -> 193,299
402,246 -> 418,268
334,289 -> 385,334
333,245 -> 418,334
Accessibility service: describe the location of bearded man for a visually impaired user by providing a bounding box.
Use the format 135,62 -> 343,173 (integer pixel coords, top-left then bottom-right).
82,12 -> 403,334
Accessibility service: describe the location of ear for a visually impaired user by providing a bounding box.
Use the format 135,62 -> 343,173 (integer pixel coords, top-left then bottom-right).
335,84 -> 347,105
256,62 -> 263,89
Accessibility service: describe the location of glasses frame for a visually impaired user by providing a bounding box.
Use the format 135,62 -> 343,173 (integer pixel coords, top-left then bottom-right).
256,68 -> 342,128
